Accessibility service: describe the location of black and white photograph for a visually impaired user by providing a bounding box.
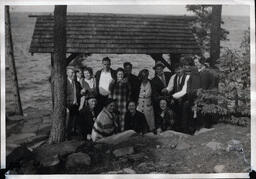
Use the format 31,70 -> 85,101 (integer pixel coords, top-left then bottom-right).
1,0 -> 255,177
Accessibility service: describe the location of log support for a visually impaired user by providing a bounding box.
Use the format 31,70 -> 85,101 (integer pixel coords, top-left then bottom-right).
150,53 -> 173,72
49,5 -> 67,144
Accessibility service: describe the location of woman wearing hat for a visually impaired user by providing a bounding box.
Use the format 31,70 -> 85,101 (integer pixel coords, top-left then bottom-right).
78,92 -> 100,140
91,98 -> 119,142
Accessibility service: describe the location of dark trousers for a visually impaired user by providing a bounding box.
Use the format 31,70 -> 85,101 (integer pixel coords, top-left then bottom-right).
173,99 -> 195,134
66,104 -> 79,138
97,94 -> 109,111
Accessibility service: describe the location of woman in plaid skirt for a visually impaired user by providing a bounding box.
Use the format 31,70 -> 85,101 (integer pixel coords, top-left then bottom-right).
109,68 -> 131,132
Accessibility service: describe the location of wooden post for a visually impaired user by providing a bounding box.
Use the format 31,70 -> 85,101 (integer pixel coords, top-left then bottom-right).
5,6 -> 23,115
210,5 -> 222,66
49,5 -> 67,144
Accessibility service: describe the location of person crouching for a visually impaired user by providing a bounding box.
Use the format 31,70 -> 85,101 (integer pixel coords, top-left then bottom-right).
155,97 -> 175,134
124,101 -> 149,135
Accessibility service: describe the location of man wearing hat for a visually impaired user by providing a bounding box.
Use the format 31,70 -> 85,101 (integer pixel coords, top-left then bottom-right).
151,61 -> 172,116
66,66 -> 82,139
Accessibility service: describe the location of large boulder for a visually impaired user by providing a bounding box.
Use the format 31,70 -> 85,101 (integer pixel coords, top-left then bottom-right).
159,130 -> 190,138
113,146 -> 134,157
35,140 -> 84,166
206,141 -> 224,151
6,146 -> 35,169
40,154 -> 60,168
65,152 -> 91,169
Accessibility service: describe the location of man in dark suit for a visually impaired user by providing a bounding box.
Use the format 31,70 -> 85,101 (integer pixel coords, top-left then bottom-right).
123,62 -> 140,102
66,66 -> 82,139
152,61 -> 172,102
95,57 -> 116,111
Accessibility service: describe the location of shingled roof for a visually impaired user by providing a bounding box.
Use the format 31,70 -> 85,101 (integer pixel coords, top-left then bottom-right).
29,13 -> 201,54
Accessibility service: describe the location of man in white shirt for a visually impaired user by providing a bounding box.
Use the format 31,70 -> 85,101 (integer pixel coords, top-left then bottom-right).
95,57 -> 116,111
162,59 -> 194,134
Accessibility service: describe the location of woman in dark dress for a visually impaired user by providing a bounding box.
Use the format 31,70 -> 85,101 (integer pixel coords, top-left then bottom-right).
78,93 -> 100,140
124,101 -> 149,134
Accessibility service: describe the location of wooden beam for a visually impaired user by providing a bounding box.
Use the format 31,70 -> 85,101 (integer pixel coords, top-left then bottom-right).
49,5 -> 67,144
210,5 -> 222,66
149,54 -> 173,72
66,53 -> 79,65
5,6 -> 23,115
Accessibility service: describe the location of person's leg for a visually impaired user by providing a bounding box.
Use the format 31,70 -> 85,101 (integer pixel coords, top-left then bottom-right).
183,100 -> 195,135
66,106 -> 73,139
72,105 -> 79,135
95,130 -> 137,145
172,100 -> 181,132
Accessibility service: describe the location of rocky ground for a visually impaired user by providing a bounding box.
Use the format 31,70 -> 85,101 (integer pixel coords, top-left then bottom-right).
6,111 -> 251,174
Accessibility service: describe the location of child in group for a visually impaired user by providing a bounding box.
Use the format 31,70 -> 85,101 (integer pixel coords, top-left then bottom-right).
155,97 -> 175,134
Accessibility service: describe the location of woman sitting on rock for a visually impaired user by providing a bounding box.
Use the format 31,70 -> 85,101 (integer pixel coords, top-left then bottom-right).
91,98 -> 137,144
155,97 -> 175,134
91,98 -> 119,142
124,101 -> 149,134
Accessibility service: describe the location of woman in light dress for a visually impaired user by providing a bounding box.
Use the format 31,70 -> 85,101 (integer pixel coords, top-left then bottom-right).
79,67 -> 97,111
137,69 -> 155,131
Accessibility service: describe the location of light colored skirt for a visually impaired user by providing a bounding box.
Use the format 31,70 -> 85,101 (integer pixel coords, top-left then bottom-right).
137,97 -> 155,131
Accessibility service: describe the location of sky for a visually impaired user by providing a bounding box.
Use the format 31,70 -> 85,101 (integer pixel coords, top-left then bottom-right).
10,5 -> 250,16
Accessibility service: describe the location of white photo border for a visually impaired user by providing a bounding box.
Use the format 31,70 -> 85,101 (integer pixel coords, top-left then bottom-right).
0,0 -> 255,178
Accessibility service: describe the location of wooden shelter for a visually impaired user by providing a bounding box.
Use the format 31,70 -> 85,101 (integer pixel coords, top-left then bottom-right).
29,13 -> 201,69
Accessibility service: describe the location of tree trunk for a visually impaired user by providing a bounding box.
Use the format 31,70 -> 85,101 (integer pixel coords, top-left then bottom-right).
49,5 -> 67,144
5,6 -> 23,115
210,5 -> 222,66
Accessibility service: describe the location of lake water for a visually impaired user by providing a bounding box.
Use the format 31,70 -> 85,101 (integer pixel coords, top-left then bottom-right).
5,12 -> 250,114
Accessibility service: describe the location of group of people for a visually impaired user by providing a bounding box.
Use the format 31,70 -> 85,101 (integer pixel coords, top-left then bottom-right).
65,55 -> 216,142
